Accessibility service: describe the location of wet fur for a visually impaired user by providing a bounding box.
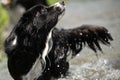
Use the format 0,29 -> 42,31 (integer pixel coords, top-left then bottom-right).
4,3 -> 113,80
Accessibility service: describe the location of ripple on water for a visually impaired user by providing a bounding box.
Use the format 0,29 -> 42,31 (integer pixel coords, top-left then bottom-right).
58,58 -> 120,80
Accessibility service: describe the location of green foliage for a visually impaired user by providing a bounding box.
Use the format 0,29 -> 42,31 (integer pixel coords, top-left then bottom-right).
47,0 -> 67,5
47,0 -> 59,5
0,4 -> 9,48
0,51 -> 6,62
0,5 -> 9,61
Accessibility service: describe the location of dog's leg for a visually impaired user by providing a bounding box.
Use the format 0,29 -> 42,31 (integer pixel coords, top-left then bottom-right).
51,59 -> 69,78
52,25 -> 113,61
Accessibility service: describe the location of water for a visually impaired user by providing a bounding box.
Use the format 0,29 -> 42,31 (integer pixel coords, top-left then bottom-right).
58,57 -> 120,80
57,0 -> 120,79
0,0 -> 120,80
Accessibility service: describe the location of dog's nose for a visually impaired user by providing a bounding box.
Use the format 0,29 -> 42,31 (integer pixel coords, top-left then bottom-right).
59,1 -> 65,6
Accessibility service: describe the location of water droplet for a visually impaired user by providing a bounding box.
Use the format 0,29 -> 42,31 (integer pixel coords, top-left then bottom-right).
107,31 -> 110,34
48,68 -> 50,70
104,38 -> 107,41
67,44 -> 69,46
77,54 -> 80,57
80,33 -> 83,35
103,59 -> 107,64
57,65 -> 60,67
86,34 -> 88,37
109,46 -> 113,49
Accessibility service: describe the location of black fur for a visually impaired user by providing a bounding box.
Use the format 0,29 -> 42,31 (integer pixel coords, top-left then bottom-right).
13,0 -> 48,10
4,2 -> 113,80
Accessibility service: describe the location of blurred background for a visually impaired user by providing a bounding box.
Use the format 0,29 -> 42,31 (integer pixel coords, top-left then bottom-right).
0,0 -> 120,80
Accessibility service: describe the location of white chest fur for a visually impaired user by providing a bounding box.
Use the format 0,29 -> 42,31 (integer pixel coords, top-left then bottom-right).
22,30 -> 53,80
22,56 -> 42,80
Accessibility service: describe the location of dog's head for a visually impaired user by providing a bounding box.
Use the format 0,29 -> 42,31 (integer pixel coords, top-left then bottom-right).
21,1 -> 65,31
5,2 -> 65,80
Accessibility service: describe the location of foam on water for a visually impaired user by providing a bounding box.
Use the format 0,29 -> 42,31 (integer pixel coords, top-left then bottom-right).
58,58 -> 120,80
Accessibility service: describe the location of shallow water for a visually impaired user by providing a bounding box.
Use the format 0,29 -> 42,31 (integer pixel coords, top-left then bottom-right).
0,0 -> 120,80
57,0 -> 120,80
58,55 -> 120,80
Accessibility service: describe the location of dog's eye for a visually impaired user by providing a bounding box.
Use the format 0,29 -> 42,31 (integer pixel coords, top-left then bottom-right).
55,7 -> 61,12
41,9 -> 47,15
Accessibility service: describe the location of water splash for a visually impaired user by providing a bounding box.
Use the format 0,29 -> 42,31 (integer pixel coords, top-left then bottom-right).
58,58 -> 120,80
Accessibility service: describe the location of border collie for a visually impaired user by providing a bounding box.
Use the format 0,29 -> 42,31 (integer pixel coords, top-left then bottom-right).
4,1 -> 113,80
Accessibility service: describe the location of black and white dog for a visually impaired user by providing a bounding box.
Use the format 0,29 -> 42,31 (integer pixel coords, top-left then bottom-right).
4,1 -> 113,80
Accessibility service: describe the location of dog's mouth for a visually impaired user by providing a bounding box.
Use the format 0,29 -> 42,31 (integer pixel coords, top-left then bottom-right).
52,1 -> 65,20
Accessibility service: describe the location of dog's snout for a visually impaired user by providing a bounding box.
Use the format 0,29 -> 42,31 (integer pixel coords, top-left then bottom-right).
54,1 -> 65,12
60,1 -> 65,6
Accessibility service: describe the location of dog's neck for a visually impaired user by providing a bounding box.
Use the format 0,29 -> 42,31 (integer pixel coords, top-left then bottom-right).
22,28 -> 53,80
